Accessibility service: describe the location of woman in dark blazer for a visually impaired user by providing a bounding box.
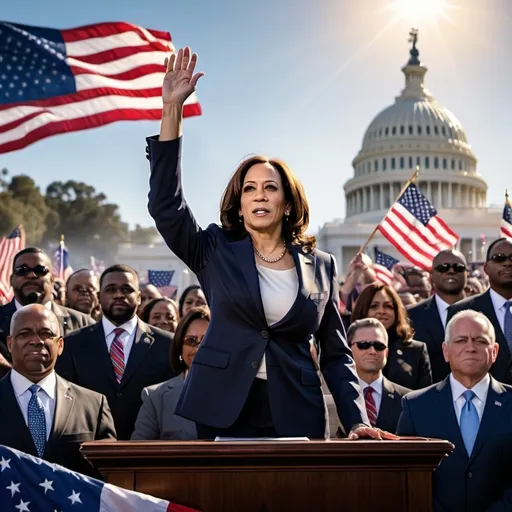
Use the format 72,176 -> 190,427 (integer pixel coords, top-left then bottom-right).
350,283 -> 432,390
145,47 -> 396,441
131,307 -> 209,440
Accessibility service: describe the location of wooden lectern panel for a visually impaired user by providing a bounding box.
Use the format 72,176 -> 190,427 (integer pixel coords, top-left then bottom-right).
82,439 -> 453,512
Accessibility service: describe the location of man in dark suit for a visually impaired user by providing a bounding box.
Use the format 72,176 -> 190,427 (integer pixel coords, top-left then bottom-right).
55,264 -> 175,439
0,248 -> 95,374
347,318 -> 410,434
447,238 -> 512,384
398,310 -> 512,511
0,304 -> 116,478
408,249 -> 468,383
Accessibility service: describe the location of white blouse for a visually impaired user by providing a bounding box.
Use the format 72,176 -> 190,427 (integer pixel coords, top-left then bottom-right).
255,264 -> 299,379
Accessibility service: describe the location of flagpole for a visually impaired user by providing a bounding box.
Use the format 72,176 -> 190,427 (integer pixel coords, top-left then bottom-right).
59,235 -> 64,281
358,166 -> 420,255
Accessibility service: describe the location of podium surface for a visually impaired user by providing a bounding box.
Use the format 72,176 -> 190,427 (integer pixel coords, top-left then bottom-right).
82,439 -> 453,512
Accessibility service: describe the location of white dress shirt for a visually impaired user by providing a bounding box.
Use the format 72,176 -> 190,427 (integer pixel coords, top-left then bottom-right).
435,294 -> 451,329
102,315 -> 138,363
11,369 -> 56,440
358,374 -> 384,416
449,373 -> 490,425
15,300 -> 52,311
489,288 -> 512,334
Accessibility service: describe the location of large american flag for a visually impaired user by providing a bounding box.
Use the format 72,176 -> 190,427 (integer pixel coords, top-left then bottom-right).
0,225 -> 24,302
148,269 -> 176,299
0,21 -> 201,154
372,246 -> 399,285
0,445 -> 200,512
378,183 -> 459,270
500,192 -> 512,240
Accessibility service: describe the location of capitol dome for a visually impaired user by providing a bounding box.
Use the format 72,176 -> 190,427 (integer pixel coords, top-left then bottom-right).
344,31 -> 487,222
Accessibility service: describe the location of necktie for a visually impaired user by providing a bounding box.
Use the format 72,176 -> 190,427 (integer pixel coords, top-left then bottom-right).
110,327 -> 125,383
504,301 -> 512,352
364,387 -> 377,427
27,384 -> 46,457
460,390 -> 479,456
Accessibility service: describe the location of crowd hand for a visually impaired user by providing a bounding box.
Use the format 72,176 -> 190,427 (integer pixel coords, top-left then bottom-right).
162,47 -> 204,106
348,425 -> 399,440
348,252 -> 370,276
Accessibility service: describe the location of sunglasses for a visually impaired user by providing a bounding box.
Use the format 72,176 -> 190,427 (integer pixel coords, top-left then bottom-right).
350,341 -> 387,351
434,263 -> 466,273
489,254 -> 512,264
13,265 -> 50,277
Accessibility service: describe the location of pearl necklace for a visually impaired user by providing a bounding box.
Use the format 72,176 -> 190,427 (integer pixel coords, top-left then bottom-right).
254,241 -> 287,263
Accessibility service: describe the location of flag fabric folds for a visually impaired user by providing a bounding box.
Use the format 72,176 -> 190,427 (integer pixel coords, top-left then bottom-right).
52,240 -> 73,281
0,445 -> 200,512
148,269 -> 176,298
378,183 -> 459,270
500,193 -> 512,240
372,247 -> 399,285
0,21 -> 201,154
0,226 -> 24,302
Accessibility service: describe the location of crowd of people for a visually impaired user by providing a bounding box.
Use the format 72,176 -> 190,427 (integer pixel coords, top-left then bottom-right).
0,46 -> 510,511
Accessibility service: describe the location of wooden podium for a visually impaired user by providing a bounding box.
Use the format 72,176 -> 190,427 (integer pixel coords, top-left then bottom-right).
82,439 -> 453,512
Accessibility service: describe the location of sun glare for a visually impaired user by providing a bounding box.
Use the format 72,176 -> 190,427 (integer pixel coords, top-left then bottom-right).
384,0 -> 457,26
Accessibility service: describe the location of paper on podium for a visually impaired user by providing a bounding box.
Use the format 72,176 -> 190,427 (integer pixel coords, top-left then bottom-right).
214,437 -> 310,442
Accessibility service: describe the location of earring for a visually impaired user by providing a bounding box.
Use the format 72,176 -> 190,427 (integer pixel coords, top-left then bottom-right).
179,355 -> 183,361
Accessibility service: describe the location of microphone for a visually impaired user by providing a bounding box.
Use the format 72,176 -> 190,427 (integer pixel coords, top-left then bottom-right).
26,291 -> 42,304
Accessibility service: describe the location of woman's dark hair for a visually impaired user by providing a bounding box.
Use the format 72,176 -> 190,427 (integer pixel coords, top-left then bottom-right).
170,306 -> 210,373
178,285 -> 202,317
140,297 -> 178,324
219,156 -> 316,253
350,283 -> 414,342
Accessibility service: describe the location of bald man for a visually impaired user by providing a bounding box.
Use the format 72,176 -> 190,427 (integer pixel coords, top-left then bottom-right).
0,304 -> 116,478
408,249 -> 468,382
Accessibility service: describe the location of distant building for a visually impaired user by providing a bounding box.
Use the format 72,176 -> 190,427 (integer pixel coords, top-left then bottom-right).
317,31 -> 501,274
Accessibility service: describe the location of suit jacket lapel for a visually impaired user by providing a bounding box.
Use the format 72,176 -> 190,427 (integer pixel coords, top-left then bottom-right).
51,302 -> 70,336
292,246 -> 315,302
480,291 -> 510,357
47,375 -> 75,444
377,377 -> 396,427
470,377 -> 508,461
436,377 -> 469,461
121,320 -> 156,388
424,296 -> 445,341
84,323 -> 118,388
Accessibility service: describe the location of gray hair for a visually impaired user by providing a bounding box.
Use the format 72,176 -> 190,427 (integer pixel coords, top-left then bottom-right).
347,318 -> 388,345
445,309 -> 495,344
10,304 -> 61,337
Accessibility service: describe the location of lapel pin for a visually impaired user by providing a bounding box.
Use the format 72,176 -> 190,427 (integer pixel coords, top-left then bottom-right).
143,334 -> 154,344
494,401 -> 502,407
397,349 -> 403,355
388,393 -> 394,399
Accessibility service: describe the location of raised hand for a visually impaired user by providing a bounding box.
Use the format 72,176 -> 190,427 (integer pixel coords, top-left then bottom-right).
162,47 -> 204,106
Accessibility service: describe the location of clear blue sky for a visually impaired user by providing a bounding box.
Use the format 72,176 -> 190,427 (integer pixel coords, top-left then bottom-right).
2,0 -> 511,234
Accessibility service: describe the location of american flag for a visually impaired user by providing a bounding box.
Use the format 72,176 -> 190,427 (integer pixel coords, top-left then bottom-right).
373,246 -> 399,285
378,183 -> 459,270
52,240 -> 73,281
500,192 -> 512,240
0,21 -> 201,154
0,445 -> 200,512
0,225 -> 24,302
148,270 -> 176,299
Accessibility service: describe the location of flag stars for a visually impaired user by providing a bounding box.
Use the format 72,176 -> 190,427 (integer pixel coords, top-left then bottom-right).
15,500 -> 30,512
39,478 -> 54,494
68,490 -> 82,504
6,481 -> 21,497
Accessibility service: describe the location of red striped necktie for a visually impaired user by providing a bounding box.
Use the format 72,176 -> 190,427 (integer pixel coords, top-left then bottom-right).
364,387 -> 377,427
110,327 -> 125,383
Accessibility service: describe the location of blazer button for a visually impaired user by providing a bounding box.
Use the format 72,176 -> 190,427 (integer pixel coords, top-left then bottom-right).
251,360 -> 259,369
116,392 -> 123,397
467,472 -> 472,478
261,330 -> 270,339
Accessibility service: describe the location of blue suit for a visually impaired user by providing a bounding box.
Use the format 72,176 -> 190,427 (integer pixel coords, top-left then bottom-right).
397,376 -> 512,512
146,136 -> 368,438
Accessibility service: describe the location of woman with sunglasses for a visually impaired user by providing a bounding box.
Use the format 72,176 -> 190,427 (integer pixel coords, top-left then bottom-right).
351,283 -> 432,389
131,306 -> 210,440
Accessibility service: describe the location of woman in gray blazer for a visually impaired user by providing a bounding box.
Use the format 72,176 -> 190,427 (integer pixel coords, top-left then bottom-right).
131,307 -> 210,440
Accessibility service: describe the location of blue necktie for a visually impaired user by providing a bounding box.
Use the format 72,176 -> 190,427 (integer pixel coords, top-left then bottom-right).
460,390 -> 479,456
27,384 -> 46,457
504,301 -> 512,352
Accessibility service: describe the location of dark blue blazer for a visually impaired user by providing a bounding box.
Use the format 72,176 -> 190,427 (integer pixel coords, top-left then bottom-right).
397,376 -> 512,512
146,136 -> 368,438
447,290 -> 512,384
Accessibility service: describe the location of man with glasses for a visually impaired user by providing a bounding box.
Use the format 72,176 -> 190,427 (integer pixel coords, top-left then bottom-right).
0,304 -> 116,477
447,238 -> 512,384
408,250 -> 468,382
66,269 -> 101,321
0,248 -> 94,374
330,318 -> 410,435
